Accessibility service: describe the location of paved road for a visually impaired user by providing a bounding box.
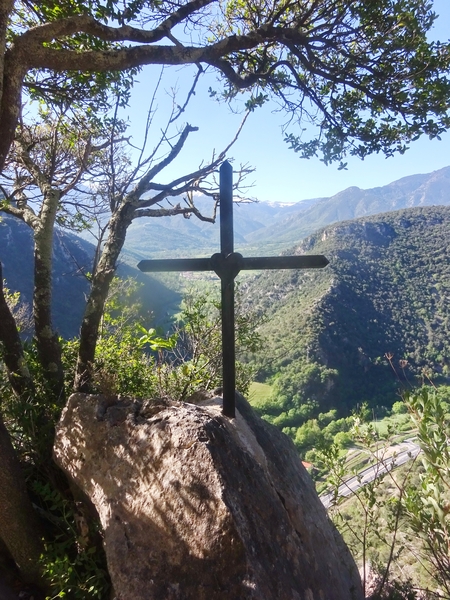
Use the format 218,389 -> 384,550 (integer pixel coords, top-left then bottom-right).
320,440 -> 421,509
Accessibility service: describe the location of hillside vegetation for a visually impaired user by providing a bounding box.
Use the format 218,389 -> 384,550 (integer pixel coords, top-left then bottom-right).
0,215 -> 179,338
244,205 -> 450,430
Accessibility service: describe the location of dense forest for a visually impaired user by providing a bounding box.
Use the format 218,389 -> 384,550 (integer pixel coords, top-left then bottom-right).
243,206 -> 450,427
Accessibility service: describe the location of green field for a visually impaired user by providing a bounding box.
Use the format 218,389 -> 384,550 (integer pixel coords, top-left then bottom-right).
248,381 -> 273,407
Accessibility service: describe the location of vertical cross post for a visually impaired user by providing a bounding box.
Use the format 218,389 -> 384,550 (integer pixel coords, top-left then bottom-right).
219,161 -> 236,417
137,161 -> 329,419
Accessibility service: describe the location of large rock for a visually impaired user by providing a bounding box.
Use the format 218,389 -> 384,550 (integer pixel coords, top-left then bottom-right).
54,392 -> 362,600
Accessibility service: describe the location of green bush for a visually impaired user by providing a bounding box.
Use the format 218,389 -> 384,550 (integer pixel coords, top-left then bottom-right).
333,431 -> 352,448
391,400 -> 408,415
402,386 -> 450,596
294,419 -> 324,452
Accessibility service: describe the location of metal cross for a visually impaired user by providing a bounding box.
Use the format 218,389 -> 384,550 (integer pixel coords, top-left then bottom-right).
138,161 -> 329,418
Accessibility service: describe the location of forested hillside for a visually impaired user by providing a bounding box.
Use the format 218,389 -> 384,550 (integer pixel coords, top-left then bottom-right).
0,215 -> 179,338
244,205 -> 450,426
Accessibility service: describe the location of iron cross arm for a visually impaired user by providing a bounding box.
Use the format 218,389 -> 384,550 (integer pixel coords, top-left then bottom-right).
137,253 -> 328,278
137,160 -> 329,419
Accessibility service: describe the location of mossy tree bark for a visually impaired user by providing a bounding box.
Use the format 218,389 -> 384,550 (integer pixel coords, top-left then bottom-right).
74,202 -> 134,392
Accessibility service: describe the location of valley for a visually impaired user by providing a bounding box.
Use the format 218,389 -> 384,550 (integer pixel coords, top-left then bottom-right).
2,166 -> 450,415
121,164 -> 450,260
2,164 -> 450,597
243,205 -> 450,426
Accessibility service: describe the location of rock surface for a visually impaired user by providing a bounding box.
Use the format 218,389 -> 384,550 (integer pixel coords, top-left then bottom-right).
54,392 -> 363,600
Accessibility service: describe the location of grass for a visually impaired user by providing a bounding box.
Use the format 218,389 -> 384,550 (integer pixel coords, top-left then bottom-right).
248,381 -> 273,407
372,412 -> 413,437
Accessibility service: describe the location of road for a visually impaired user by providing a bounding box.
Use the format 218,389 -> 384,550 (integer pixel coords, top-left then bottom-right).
320,439 -> 421,509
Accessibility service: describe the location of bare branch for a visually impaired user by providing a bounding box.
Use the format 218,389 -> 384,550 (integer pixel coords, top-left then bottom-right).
170,65 -> 204,124
129,123 -> 199,202
133,204 -> 215,222
135,110 -> 250,209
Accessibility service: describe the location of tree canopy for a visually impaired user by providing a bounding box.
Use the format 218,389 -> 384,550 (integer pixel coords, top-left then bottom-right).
1,0 -> 450,172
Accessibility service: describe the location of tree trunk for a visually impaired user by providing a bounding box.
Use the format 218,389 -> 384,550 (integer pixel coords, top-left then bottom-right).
33,189 -> 65,402
0,415 -> 46,585
0,264 -> 47,585
74,203 -> 134,392
0,262 -> 34,396
0,1 -> 14,101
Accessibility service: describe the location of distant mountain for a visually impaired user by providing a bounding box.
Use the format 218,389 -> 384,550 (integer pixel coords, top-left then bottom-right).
122,196 -> 317,260
243,205 -> 450,419
245,166 -> 450,249
0,215 -> 179,339
3,165 -> 450,342
121,166 -> 450,260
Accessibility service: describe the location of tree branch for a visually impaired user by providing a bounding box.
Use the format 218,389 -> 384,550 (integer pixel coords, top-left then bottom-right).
136,111 -> 250,208
129,123 -> 199,202
0,199 -> 40,229
170,65 -> 204,124
0,52 -> 26,175
17,0 -> 215,47
133,205 -> 215,222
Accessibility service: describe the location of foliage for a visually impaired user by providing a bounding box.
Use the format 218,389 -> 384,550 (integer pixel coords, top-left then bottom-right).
317,421 -> 418,597
259,362 -> 338,429
2,0 -> 450,173
10,1 -> 138,114
1,337 -> 67,462
0,340 -> 109,599
89,277 -> 164,398
157,286 -> 262,400
245,206 -> 450,418
316,386 -> 450,598
402,387 -> 450,596
80,278 -> 262,401
392,401 -> 409,415
35,481 -> 110,600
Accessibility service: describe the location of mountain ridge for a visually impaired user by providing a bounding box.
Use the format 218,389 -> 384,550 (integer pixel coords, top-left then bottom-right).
243,205 -> 450,423
244,166 -> 450,249
120,165 -> 450,260
2,165 -> 450,345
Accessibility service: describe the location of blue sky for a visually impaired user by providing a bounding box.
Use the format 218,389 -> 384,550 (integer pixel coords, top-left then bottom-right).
122,0 -> 450,204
